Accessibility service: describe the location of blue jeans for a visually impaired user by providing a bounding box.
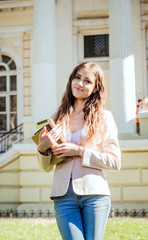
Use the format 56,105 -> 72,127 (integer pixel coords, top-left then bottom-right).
53,179 -> 110,240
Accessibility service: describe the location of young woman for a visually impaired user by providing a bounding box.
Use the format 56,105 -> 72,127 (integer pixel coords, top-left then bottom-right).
37,62 -> 121,240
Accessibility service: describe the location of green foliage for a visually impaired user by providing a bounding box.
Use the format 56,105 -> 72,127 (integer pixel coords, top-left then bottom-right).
0,217 -> 147,240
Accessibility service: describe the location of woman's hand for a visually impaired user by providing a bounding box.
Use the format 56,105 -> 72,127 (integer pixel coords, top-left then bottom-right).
51,143 -> 85,158
37,125 -> 63,154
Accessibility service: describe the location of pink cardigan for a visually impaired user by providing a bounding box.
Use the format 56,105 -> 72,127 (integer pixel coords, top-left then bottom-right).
37,110 -> 121,198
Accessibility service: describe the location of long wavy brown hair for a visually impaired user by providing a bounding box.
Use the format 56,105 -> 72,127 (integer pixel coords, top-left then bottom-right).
53,62 -> 106,143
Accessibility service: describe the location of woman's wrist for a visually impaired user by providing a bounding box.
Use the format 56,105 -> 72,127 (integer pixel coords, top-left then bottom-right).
78,146 -> 85,157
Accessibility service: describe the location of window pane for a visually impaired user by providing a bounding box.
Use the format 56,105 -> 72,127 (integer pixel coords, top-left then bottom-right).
1,55 -> 16,70
0,76 -> 6,91
0,114 -> 6,131
0,97 -> 6,111
10,113 -> 17,129
10,95 -> 17,111
84,34 -> 109,58
2,55 -> 11,64
9,60 -> 16,70
10,75 -> 17,91
0,65 -> 6,71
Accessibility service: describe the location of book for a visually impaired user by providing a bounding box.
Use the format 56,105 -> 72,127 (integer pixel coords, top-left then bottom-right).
32,118 -> 66,165
32,118 -> 65,145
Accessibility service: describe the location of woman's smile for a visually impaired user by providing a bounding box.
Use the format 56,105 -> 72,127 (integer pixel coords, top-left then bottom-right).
74,87 -> 84,91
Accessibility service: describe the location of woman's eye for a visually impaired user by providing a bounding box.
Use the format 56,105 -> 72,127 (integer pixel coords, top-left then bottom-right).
85,80 -> 91,83
75,76 -> 80,79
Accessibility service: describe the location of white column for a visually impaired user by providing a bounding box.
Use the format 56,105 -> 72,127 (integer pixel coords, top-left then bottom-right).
109,0 -> 136,135
32,0 -> 57,123
141,25 -> 148,97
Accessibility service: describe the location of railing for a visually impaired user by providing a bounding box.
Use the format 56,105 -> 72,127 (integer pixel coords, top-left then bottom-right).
0,209 -> 52,218
0,208 -> 147,218
0,124 -> 24,154
110,208 -> 148,218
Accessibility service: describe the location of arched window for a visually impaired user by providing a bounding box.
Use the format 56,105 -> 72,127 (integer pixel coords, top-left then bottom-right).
0,54 -> 17,133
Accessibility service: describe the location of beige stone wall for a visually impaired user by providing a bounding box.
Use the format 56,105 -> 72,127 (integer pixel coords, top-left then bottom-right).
105,150 -> 148,203
0,157 -> 20,206
0,150 -> 54,211
0,5 -> 33,27
73,0 -> 109,20
19,154 -> 54,204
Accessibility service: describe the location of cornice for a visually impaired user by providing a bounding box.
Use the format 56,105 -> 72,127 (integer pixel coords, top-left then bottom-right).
0,25 -> 33,34
0,0 -> 33,9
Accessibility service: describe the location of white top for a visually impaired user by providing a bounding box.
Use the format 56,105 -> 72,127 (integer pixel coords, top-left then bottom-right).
64,128 -> 83,144
70,129 -> 83,144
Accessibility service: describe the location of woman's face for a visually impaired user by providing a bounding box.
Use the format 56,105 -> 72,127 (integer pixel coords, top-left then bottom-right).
71,67 -> 96,100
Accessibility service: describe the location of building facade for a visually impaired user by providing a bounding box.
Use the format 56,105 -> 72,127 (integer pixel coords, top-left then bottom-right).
0,0 -> 148,213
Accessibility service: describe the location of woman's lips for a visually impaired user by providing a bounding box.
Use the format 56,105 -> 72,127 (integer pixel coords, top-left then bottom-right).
74,87 -> 83,91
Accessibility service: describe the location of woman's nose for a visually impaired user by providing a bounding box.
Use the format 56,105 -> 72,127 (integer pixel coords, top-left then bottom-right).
77,80 -> 83,87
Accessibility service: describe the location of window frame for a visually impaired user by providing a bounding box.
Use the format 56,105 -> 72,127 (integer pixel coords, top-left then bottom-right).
77,29 -> 109,63
0,56 -> 17,133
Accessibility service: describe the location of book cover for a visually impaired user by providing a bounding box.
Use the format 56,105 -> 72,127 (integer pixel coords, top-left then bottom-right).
32,118 -> 66,165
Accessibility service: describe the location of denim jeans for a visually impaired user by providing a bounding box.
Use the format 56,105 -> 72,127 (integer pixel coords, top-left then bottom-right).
53,179 -> 111,240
